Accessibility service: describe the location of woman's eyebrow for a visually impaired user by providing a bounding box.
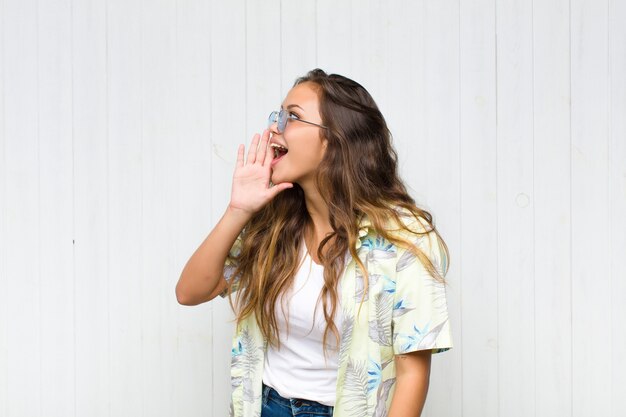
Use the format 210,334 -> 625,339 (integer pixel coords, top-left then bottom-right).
280,104 -> 305,111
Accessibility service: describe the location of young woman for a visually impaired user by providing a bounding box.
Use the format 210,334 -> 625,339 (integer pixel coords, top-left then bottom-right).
176,68 -> 453,417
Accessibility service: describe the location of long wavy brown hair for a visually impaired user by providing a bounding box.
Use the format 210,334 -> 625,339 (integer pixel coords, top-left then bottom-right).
223,68 -> 450,359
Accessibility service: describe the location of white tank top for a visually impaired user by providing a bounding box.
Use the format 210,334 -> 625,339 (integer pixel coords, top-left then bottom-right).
262,240 -> 343,406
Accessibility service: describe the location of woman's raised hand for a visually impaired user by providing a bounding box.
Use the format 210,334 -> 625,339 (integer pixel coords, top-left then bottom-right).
228,128 -> 293,216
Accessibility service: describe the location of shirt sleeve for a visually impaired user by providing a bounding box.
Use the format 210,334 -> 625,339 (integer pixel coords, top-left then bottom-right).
218,231 -> 244,298
391,221 -> 453,355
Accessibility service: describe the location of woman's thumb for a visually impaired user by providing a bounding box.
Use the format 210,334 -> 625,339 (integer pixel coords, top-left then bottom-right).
269,182 -> 294,197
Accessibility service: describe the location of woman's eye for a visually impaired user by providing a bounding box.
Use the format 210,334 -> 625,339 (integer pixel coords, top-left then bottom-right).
289,112 -> 300,119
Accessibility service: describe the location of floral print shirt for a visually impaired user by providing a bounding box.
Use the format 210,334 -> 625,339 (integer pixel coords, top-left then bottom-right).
219,209 -> 454,417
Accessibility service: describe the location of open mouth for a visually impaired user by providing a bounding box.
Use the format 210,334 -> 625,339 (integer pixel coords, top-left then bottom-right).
270,143 -> 289,159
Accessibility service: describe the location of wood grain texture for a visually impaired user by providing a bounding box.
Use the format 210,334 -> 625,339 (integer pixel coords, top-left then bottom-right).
534,1 -> 573,416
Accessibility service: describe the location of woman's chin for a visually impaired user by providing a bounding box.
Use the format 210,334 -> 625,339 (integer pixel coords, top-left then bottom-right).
271,166 -> 305,187
270,170 -> 284,185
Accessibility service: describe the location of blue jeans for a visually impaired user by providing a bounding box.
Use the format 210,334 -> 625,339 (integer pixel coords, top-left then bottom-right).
261,382 -> 334,417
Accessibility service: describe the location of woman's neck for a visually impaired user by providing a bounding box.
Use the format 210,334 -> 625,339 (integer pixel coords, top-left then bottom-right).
302,187 -> 332,234
301,184 -> 334,260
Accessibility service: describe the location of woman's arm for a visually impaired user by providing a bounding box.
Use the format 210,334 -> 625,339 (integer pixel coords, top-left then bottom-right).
175,206 -> 251,305
175,129 -> 293,306
387,350 -> 432,417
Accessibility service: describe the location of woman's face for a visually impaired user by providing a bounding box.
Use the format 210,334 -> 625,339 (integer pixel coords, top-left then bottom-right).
269,82 -> 328,187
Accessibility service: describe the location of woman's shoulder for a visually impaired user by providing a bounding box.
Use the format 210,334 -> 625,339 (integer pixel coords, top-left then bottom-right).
378,206 -> 435,236
389,207 -> 448,276
357,205 -> 439,249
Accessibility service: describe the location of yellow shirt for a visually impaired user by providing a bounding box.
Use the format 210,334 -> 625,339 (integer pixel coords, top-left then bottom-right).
220,209 -> 454,417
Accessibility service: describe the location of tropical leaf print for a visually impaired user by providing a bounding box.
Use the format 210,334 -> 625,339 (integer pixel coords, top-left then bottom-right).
392,298 -> 415,318
344,358 -> 370,417
224,264 -> 238,282
396,244 -> 418,272
373,377 -> 396,417
369,249 -> 396,261
361,235 -> 396,262
242,377 -> 257,403
414,319 -> 448,350
368,291 -> 393,346
230,326 -> 263,404
231,338 -> 245,357
367,359 -> 382,394
382,275 -> 396,294
355,271 -> 382,302
339,308 -> 355,362
396,233 -> 447,276
426,276 -> 449,317
231,376 -> 243,390
393,319 -> 448,353
231,327 -> 262,377
393,322 -> 427,352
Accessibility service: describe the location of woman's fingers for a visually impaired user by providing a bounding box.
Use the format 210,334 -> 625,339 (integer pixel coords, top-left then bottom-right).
263,129 -> 275,167
255,129 -> 270,165
246,133 -> 260,164
244,130 -> 270,165
236,144 -> 244,168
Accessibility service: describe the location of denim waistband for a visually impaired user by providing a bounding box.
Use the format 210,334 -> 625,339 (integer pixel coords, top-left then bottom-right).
262,382 -> 334,415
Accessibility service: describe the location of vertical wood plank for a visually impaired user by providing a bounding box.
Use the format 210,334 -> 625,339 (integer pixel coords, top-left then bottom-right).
0,0 -> 6,411
280,0 -> 316,93
391,0 -> 427,205
459,0 -> 499,416
3,0 -> 41,415
383,0 -> 417,176
533,1 -> 573,416
38,0 -> 75,414
349,0 -> 386,103
571,0 -> 611,415
496,0 -> 535,416
174,0 -> 214,415
107,0 -> 143,414
418,0 -> 461,416
140,1 -> 179,415
72,0 -> 110,415
209,1 -> 246,416
609,1 -> 626,416
245,0 -> 280,136
316,0 -> 352,73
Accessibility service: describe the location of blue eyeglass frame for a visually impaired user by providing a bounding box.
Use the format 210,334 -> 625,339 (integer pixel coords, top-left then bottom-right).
267,109 -> 328,134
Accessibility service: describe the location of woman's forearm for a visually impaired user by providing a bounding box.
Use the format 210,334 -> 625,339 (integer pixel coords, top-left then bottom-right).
387,351 -> 432,417
175,205 -> 251,305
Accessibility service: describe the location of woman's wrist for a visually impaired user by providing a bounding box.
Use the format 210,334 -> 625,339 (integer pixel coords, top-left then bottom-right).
225,204 -> 254,227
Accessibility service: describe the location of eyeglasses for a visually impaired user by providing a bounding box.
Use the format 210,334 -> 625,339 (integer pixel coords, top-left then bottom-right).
267,109 -> 328,134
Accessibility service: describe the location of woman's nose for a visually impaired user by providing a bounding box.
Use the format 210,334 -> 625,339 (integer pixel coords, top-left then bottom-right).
268,120 -> 280,135
267,113 -> 280,134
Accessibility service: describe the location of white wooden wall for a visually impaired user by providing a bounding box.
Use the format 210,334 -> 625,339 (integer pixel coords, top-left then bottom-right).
1,0 -> 625,416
